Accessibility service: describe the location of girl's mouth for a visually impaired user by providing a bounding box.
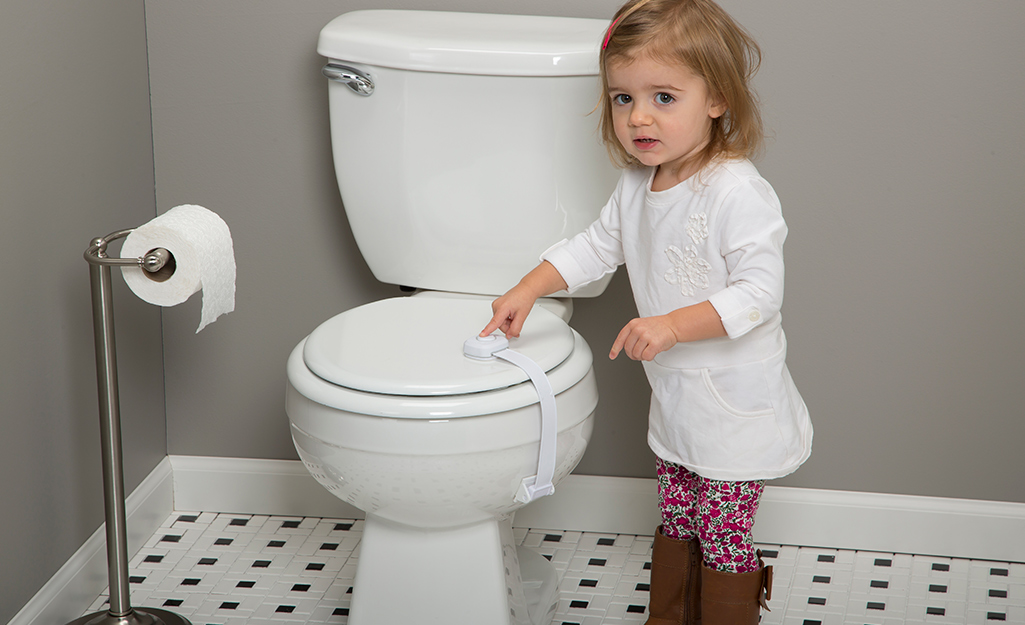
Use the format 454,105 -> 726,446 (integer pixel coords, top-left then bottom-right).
634,137 -> 658,150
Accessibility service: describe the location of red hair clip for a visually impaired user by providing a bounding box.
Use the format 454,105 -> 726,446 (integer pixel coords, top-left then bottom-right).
602,16 -> 622,50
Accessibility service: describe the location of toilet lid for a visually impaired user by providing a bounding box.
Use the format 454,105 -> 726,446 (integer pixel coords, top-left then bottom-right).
303,297 -> 575,396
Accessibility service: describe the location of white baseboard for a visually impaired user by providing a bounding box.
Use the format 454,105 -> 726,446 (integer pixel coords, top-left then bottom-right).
15,454 -> 1025,625
9,457 -> 174,625
169,455 -> 1025,562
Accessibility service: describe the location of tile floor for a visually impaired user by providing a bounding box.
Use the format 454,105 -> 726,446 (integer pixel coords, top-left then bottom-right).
84,512 -> 1025,625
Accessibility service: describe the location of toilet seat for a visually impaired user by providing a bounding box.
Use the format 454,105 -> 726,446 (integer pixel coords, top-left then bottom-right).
290,296 -> 594,419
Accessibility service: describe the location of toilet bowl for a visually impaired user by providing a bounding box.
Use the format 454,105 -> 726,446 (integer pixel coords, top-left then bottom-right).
286,10 -> 618,625
286,295 -> 596,624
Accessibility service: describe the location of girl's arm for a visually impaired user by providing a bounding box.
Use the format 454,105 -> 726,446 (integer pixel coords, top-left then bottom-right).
480,260 -> 568,338
609,301 -> 726,361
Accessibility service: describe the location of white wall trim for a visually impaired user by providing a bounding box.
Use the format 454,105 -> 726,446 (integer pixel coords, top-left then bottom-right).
170,455 -> 1025,562
10,457 -> 174,625
15,454 -> 1025,625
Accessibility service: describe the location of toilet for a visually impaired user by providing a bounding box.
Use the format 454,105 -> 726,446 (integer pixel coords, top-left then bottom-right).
285,10 -> 617,625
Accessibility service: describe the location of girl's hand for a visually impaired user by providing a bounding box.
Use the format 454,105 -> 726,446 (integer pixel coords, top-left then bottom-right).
609,301 -> 728,360
480,261 -> 569,338
481,285 -> 537,338
609,316 -> 679,361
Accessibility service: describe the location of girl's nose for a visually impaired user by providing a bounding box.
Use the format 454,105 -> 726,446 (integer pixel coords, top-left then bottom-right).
629,105 -> 652,126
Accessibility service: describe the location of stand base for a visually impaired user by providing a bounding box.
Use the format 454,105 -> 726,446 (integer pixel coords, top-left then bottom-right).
67,608 -> 192,625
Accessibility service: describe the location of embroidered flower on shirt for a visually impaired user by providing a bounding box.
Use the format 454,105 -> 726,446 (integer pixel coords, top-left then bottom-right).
664,245 -> 711,296
687,213 -> 708,244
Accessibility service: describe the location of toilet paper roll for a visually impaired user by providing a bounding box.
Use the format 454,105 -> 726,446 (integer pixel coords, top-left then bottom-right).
121,204 -> 236,333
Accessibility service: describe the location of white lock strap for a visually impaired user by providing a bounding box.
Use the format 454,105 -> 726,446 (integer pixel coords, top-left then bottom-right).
463,334 -> 557,504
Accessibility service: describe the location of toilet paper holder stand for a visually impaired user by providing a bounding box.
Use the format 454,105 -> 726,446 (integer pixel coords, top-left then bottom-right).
72,230 -> 190,625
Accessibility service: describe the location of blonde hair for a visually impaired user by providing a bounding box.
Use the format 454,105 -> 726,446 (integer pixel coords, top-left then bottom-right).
598,0 -> 764,171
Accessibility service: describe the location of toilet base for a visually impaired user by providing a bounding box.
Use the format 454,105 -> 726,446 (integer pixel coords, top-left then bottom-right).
349,513 -> 558,625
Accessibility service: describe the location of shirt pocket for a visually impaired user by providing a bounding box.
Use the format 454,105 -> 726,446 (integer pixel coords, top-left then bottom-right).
700,358 -> 775,418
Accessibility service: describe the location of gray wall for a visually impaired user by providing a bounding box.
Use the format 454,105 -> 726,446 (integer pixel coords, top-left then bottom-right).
4,0 -> 1024,619
0,1 -> 165,621
150,0 -> 1025,503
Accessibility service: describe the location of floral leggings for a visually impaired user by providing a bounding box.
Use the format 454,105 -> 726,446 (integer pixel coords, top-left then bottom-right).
656,457 -> 765,574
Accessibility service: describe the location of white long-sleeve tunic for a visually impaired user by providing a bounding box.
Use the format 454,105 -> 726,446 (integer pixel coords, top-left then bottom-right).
543,159 -> 812,480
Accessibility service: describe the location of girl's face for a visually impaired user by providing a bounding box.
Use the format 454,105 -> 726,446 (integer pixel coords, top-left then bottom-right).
607,54 -> 725,186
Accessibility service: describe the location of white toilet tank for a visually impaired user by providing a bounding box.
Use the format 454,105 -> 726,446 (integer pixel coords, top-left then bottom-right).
318,10 -> 619,297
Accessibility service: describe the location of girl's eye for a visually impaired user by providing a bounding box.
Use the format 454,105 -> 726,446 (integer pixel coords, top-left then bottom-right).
612,94 -> 631,105
656,93 -> 675,105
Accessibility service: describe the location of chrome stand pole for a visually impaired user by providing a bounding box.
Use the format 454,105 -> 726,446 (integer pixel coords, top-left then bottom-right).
69,232 -> 189,625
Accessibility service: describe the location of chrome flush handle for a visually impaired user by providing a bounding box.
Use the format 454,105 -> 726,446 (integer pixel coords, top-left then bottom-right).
322,63 -> 374,96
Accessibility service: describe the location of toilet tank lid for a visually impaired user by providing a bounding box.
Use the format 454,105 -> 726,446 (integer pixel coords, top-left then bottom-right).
318,10 -> 608,77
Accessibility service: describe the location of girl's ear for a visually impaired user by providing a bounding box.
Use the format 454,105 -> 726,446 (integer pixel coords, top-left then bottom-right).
709,95 -> 727,119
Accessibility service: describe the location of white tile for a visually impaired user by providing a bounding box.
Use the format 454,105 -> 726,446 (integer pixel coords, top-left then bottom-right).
75,510 -> 1025,625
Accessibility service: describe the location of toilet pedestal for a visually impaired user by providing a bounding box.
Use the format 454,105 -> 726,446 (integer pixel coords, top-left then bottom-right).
349,514 -> 558,625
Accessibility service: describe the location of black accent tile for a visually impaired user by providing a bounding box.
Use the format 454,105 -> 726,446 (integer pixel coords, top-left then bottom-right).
990,589 -> 1009,598
817,555 -> 835,563
932,563 -> 950,572
812,575 -> 831,584
333,608 -> 350,616
588,558 -> 607,567
229,518 -> 249,526
802,621 -> 822,625
199,558 -> 217,566
543,534 -> 563,542
808,597 -> 827,605
144,555 -> 164,563
579,579 -> 598,587
871,580 -> 889,589
320,542 -> 339,551
627,605 -> 646,614
129,576 -> 145,584
636,583 -> 650,592
161,535 -> 182,543
874,558 -> 892,567
276,605 -> 296,613
236,581 -> 255,588
929,584 -> 948,593
163,599 -> 183,607
643,562 -> 652,570
569,600 -> 589,609
214,538 -> 233,546
543,554 -> 552,561
761,550 -> 779,559
177,515 -> 198,523
334,522 -> 353,531
991,568 -> 1009,577
268,540 -> 286,548
597,538 -> 616,546
867,602 -> 886,611
347,587 -> 353,594
291,583 -> 311,592
927,607 -> 946,616
252,560 -> 271,568
219,602 -> 239,610
181,578 -> 201,586
306,562 -> 325,571
561,622 -> 582,625
281,520 -> 302,529
988,612 -> 1007,621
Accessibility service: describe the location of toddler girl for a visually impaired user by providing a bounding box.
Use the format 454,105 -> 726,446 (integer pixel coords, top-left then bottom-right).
481,0 -> 812,623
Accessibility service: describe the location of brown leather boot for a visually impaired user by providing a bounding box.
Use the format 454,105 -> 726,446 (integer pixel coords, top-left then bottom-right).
699,553 -> 772,625
644,526 -> 701,625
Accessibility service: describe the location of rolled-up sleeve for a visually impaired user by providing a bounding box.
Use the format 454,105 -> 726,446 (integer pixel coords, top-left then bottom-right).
706,178 -> 788,339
